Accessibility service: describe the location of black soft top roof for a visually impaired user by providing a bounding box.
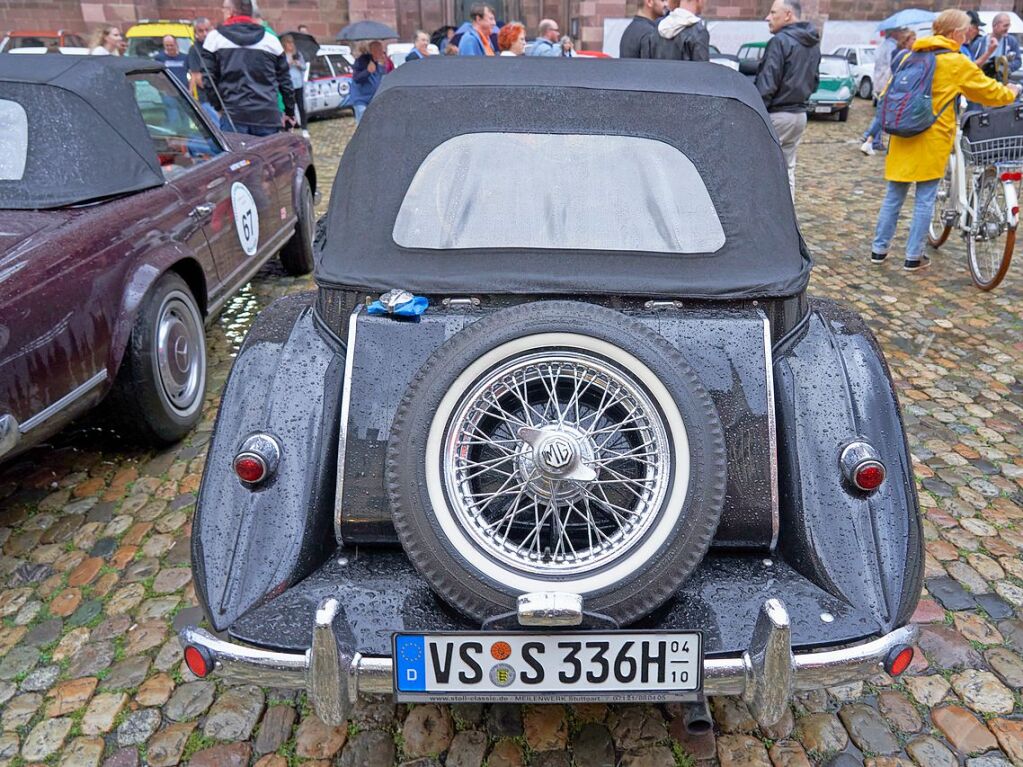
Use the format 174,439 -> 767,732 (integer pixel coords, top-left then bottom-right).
0,55 -> 166,209
316,57 -> 812,300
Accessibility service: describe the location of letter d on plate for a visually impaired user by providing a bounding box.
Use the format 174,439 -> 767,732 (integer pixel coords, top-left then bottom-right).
396,635 -> 426,692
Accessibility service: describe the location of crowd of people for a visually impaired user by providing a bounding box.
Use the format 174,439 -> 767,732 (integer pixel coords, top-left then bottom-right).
76,0 -> 1023,278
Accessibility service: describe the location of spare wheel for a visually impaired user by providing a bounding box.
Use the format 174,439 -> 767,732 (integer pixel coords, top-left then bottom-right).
386,300 -> 727,625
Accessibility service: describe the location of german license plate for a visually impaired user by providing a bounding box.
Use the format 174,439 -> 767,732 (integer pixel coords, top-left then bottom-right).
814,105 -> 832,113
393,631 -> 702,702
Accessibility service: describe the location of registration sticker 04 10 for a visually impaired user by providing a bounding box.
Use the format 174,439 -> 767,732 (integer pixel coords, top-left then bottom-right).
393,631 -> 702,703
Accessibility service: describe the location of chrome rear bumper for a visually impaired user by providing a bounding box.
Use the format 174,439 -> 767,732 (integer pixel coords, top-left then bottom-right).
180,598 -> 917,729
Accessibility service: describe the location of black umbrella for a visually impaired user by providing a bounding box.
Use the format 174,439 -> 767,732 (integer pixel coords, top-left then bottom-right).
335,20 -> 398,42
283,31 -> 320,65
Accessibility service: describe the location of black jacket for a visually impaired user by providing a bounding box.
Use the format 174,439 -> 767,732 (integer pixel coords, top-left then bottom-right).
754,21 -> 821,113
641,13 -> 710,62
201,19 -> 294,128
618,15 -> 658,59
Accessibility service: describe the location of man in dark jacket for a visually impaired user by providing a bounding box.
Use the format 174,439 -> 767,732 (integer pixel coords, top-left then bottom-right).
618,0 -> 668,58
201,0 -> 294,136
642,0 -> 709,61
755,0 -> 820,198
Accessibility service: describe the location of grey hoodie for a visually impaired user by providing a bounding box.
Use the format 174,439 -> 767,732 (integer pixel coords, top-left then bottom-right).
641,7 -> 710,61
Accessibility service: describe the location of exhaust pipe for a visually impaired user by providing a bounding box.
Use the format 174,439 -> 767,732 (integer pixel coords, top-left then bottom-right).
682,699 -> 713,735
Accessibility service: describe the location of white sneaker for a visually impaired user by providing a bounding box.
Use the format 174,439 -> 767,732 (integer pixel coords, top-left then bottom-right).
302,129 -> 311,139
860,139 -> 875,156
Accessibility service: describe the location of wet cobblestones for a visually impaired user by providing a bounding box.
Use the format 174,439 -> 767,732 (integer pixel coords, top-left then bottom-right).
2,103 -> 1023,766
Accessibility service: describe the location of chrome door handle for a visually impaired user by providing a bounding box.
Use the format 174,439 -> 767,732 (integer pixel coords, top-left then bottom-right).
190,203 -> 215,219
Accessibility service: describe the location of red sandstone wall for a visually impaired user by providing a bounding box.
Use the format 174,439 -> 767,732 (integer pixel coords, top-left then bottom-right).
1,0 -> 348,41
3,0 -> 1020,49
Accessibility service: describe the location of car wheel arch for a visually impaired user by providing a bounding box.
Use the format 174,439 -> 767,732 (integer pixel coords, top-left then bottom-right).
293,163 -> 317,210
107,247 -> 211,379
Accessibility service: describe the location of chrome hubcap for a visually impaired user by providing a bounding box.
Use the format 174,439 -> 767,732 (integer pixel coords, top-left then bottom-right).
156,295 -> 202,412
515,424 -> 597,502
444,351 -> 670,575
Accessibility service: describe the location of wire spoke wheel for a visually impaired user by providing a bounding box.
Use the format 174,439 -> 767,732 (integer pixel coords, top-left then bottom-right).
387,302 -> 728,624
966,168 -> 1015,290
928,165 -> 953,249
444,352 -> 670,576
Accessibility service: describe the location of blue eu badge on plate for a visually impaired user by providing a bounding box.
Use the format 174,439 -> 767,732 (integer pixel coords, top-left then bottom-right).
395,635 -> 426,692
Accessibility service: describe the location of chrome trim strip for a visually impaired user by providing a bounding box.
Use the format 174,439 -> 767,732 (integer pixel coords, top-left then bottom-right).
179,625 -> 307,688
760,311 -> 780,551
20,370 -> 107,433
333,305 -> 362,544
180,604 -> 918,728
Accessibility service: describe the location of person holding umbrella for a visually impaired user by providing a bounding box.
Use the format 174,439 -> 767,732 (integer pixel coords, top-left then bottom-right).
336,21 -> 399,124
351,40 -> 390,124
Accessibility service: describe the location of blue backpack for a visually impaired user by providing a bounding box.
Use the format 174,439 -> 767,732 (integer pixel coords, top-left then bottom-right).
880,50 -> 954,137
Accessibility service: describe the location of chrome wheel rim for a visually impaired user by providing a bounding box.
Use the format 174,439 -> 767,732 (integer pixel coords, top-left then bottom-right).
443,351 -> 670,576
156,292 -> 204,413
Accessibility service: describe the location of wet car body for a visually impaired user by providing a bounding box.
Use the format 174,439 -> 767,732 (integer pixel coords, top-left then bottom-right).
184,59 -> 921,728
0,56 -> 316,461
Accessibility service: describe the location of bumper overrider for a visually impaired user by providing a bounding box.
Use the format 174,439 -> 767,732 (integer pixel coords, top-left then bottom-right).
180,598 -> 917,729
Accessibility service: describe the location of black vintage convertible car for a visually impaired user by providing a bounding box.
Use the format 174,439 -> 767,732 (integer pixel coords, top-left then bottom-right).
182,59 -> 921,730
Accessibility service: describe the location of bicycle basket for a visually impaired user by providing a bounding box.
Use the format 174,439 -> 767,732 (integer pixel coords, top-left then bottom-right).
961,134 -> 1023,166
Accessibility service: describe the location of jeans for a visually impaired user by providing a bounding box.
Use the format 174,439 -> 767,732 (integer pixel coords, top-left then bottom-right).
769,111 -> 807,199
199,101 -> 220,125
353,102 -> 368,124
871,179 -> 940,261
221,119 -> 280,137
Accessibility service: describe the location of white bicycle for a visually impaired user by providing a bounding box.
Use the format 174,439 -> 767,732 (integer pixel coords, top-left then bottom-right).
928,108 -> 1022,290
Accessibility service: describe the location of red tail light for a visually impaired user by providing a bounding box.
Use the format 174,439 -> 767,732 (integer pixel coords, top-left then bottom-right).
854,462 -> 885,492
1001,171 -> 1022,182
232,433 -> 281,487
884,645 -> 914,677
233,454 -> 267,484
184,645 -> 213,678
840,441 -> 886,494
1013,206 -> 1020,216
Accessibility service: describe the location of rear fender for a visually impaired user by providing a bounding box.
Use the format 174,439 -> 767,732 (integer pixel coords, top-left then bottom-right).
192,292 -> 343,631
773,298 -> 922,632
108,244 -> 210,377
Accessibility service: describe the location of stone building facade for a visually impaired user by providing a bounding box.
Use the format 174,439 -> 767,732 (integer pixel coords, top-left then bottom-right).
1,0 -> 1018,51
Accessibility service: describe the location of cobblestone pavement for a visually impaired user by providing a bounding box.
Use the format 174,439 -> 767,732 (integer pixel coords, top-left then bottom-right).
3,101 -> 1023,767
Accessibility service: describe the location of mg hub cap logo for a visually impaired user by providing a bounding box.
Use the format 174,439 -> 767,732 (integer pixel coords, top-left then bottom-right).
538,436 -> 574,472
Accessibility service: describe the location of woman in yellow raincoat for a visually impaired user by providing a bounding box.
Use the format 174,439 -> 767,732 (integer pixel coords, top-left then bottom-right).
870,9 -> 1020,271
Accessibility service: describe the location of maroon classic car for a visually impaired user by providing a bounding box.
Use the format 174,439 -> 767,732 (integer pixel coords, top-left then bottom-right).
0,55 -> 317,461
